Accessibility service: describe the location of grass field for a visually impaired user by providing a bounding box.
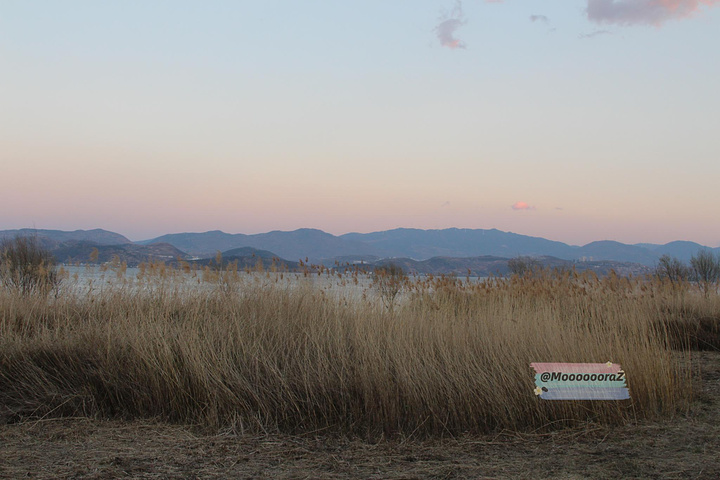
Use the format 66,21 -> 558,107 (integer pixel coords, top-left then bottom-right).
1,265 -> 719,477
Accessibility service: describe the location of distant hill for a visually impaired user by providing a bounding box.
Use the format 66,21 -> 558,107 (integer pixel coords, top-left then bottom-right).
52,241 -> 189,267
144,228 -> 386,261
189,246 -> 300,271
632,241 -> 717,263
653,241 -> 711,263
138,230 -> 241,255
340,228 -> 575,259
221,247 -> 281,259
574,241 -> 658,265
0,228 -> 132,247
341,228 -> 720,266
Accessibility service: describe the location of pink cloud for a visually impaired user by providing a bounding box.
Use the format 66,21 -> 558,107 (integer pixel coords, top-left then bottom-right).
511,201 -> 535,211
587,0 -> 720,26
435,1 -> 467,49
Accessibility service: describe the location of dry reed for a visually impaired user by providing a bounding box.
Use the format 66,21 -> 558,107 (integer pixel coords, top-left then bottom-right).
0,266 -> 709,437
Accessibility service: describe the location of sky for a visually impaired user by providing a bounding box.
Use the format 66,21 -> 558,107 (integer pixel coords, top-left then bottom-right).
1,0 -> 719,246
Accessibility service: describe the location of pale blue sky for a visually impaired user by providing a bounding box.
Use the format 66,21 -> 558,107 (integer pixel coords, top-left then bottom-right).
2,1 -> 719,245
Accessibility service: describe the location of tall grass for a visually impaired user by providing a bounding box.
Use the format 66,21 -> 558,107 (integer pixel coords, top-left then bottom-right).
0,266 -> 709,436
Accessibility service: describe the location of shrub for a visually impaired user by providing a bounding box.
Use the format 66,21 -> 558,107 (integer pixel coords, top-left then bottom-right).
507,256 -> 541,277
0,235 -> 60,295
372,263 -> 407,311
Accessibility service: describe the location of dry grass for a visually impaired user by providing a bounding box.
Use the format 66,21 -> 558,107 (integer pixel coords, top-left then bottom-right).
0,266 -> 714,438
2,351 -> 719,479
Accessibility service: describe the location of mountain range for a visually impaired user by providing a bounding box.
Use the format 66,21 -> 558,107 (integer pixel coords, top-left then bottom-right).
139,227 -> 717,266
2,227 -> 718,273
140,229 -> 379,261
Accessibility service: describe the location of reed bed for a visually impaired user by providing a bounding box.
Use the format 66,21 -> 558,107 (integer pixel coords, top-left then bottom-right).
0,265 -> 711,437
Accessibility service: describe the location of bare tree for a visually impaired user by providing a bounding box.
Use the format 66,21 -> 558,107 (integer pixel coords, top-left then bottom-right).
690,249 -> 720,296
655,254 -> 690,285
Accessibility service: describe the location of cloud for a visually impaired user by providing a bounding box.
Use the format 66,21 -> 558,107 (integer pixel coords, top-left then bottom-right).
530,14 -> 550,23
511,201 -> 535,211
435,1 -> 467,49
587,0 -> 720,26
579,29 -> 613,38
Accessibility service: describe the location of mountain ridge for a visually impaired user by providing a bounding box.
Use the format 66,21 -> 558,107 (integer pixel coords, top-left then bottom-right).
2,227 -> 719,268
0,228 -> 132,247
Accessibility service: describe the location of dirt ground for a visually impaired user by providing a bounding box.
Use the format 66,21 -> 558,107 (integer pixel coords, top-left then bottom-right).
1,352 -> 718,480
